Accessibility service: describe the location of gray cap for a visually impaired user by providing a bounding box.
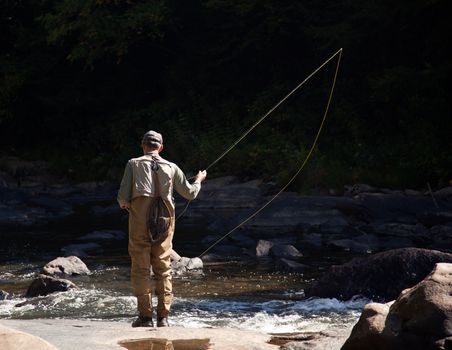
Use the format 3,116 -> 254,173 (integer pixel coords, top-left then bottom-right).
142,130 -> 163,145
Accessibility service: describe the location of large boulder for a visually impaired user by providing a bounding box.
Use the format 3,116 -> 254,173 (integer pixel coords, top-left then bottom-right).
26,274 -> 77,297
42,256 -> 90,276
305,248 -> 452,300
0,324 -> 58,350
342,263 -> 452,350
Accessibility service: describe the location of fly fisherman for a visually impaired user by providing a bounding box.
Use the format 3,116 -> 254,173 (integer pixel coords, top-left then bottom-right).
117,130 -> 207,327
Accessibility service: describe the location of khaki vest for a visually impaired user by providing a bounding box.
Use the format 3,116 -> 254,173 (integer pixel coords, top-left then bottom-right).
130,154 -> 175,243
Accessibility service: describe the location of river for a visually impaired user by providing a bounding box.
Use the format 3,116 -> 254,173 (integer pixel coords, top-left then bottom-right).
0,214 -> 367,335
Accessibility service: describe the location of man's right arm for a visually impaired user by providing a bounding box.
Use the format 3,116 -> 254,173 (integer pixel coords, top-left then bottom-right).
117,161 -> 133,209
173,165 -> 206,200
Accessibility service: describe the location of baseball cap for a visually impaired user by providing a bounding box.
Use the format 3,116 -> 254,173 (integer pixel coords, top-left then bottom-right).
142,130 -> 163,145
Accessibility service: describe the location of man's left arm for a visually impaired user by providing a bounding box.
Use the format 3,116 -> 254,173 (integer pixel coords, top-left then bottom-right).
117,161 -> 133,209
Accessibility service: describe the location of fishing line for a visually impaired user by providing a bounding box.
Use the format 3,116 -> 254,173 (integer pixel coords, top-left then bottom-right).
176,49 -> 343,221
197,48 -> 343,258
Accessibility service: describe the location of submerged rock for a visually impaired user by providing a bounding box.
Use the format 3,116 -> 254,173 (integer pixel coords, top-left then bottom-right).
42,256 -> 90,276
305,248 -> 452,300
170,250 -> 203,276
0,290 -> 10,300
342,263 -> 452,350
26,274 -> 77,297
270,244 -> 303,258
276,258 -> 307,273
61,243 -> 103,257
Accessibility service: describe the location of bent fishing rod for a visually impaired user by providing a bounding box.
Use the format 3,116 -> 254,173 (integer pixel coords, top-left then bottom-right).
178,48 -> 343,258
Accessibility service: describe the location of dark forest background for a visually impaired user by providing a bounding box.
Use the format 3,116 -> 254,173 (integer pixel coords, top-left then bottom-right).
1,0 -> 451,191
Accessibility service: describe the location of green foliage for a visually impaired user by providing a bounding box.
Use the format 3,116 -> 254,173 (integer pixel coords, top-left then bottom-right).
0,0 -> 451,189
39,0 -> 172,66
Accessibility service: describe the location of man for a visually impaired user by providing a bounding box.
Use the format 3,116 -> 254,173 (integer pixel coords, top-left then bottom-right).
117,130 -> 207,327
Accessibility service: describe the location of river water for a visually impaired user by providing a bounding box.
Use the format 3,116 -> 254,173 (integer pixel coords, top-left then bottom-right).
0,213 -> 367,335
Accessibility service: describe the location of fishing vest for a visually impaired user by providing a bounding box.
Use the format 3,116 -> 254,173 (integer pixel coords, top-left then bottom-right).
130,154 -> 175,243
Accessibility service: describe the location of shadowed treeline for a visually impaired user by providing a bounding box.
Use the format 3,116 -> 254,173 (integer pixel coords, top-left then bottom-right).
1,0 -> 451,189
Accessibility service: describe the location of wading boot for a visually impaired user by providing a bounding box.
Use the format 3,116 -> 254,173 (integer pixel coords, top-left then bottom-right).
131,316 -> 153,327
157,316 -> 169,327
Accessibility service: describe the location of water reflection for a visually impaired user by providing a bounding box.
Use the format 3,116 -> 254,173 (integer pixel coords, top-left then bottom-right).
119,338 -> 212,350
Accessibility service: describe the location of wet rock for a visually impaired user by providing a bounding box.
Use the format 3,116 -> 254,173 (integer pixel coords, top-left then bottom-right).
42,256 -> 90,276
327,234 -> 380,253
170,250 -> 181,262
0,290 -> 10,300
26,274 -> 77,297
89,204 -> 122,216
301,233 -> 323,248
327,239 -> 372,253
229,192 -> 359,233
200,253 -> 222,262
270,244 -> 303,258
187,257 -> 203,270
78,230 -> 126,241
418,211 -> 452,227
61,243 -> 103,257
256,240 -> 274,257
342,263 -> 452,350
228,232 -> 256,248
378,237 -> 414,251
305,248 -> 452,301
276,258 -> 307,273
195,178 -> 263,209
355,193 -> 437,223
369,222 -> 429,238
170,251 -> 203,276
211,243 -> 242,257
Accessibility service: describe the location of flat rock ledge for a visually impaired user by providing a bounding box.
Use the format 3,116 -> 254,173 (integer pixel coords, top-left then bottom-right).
0,324 -> 58,350
0,319 -> 279,350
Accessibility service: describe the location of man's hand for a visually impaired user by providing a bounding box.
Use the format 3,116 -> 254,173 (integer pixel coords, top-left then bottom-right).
119,202 -> 130,210
194,170 -> 207,184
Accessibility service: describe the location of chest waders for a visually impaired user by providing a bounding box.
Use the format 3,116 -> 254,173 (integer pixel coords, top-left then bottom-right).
128,155 -> 175,324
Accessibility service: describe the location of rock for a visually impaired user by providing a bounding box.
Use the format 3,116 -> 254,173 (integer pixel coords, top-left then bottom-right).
231,192 -> 358,233
78,230 -> 126,241
170,260 -> 187,276
256,240 -> 274,257
355,193 -> 437,223
211,243 -> 242,257
305,248 -> 452,301
228,232 -> 256,248
342,263 -> 452,350
89,204 -> 122,216
42,256 -> 90,276
418,211 -> 452,227
276,258 -> 307,273
272,328 -> 352,350
26,274 -> 77,297
300,233 -> 323,248
1,319 -> 277,350
378,237 -> 414,251
170,250 -> 181,262
200,253 -> 222,262
170,252 -> 203,275
369,223 -> 429,238
61,243 -> 103,257
327,234 -> 380,253
0,290 -> 10,300
270,244 -> 303,258
0,324 -> 58,350
186,257 -> 203,270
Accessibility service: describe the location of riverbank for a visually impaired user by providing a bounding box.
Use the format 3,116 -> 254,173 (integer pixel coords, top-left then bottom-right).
0,319 -> 352,350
